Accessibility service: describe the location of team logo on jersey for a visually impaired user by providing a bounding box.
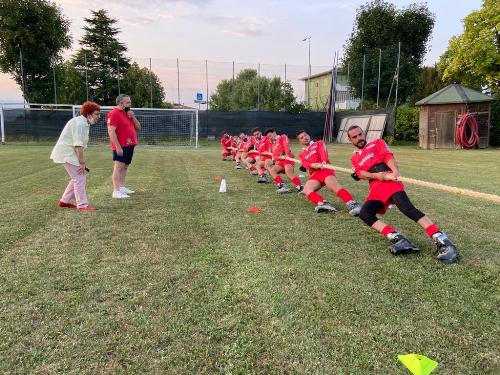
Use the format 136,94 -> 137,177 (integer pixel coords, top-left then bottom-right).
359,152 -> 375,166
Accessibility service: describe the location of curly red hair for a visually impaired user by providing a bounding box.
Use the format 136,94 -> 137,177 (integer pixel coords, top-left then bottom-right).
80,101 -> 101,116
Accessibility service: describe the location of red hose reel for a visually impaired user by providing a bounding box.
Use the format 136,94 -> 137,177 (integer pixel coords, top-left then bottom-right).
455,113 -> 479,149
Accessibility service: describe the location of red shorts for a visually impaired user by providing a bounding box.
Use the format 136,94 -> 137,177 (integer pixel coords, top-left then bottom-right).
366,180 -> 405,214
260,155 -> 272,162
308,169 -> 335,186
277,160 -> 294,168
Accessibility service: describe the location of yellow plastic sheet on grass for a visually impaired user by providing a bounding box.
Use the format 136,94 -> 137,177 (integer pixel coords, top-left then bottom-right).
398,354 -> 438,375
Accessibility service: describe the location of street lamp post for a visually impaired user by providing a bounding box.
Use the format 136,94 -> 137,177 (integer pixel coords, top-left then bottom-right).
302,36 -> 311,109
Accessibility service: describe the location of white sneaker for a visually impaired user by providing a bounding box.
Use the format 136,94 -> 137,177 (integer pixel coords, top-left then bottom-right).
112,191 -> 130,199
120,186 -> 135,194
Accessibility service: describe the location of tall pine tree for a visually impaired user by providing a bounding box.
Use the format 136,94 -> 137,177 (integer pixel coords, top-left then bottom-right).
73,10 -> 130,105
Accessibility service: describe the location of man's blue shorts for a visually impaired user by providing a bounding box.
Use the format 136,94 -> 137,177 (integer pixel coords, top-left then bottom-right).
113,145 -> 135,165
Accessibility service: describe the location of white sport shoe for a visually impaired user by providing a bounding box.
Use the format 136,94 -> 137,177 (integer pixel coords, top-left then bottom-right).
112,191 -> 130,199
120,186 -> 135,194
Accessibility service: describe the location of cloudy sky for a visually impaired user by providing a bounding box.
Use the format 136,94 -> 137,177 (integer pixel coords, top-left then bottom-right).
0,0 -> 483,103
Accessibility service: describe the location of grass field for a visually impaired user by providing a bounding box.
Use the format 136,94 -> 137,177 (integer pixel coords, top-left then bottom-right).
0,143 -> 499,374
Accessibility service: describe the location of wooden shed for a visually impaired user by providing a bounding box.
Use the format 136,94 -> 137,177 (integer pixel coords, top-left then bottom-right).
416,84 -> 494,149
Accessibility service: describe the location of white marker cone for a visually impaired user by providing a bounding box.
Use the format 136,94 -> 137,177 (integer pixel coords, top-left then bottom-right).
219,178 -> 227,193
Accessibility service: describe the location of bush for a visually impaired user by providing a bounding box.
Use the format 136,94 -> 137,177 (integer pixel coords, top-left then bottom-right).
490,97 -> 500,146
395,105 -> 419,141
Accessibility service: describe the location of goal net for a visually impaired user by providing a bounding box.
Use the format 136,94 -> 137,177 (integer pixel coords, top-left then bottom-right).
72,106 -> 198,147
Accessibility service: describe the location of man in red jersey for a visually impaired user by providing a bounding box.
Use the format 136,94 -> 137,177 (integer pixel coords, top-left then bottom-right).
220,132 -> 236,161
234,133 -> 247,169
242,130 -> 259,175
296,130 -> 361,215
264,128 -> 303,194
347,125 -> 458,263
253,128 -> 273,183
106,94 -> 141,199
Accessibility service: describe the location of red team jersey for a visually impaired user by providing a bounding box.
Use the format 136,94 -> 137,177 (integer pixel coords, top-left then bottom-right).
244,136 -> 257,157
220,136 -> 234,150
298,140 -> 335,184
271,134 -> 294,160
350,138 -> 404,207
106,108 -> 138,150
254,136 -> 272,160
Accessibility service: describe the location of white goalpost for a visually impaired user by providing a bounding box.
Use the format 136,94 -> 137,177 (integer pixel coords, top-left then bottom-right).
72,105 -> 199,148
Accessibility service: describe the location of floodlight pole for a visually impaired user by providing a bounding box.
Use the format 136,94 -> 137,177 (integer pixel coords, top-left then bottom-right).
302,36 -> 311,109
19,48 -> 27,107
394,41 -> 401,107
361,54 -> 366,110
176,58 -> 180,105
149,57 -> 153,107
117,55 -> 121,95
206,59 -> 209,111
284,63 -> 287,82
257,63 -> 260,111
52,58 -> 57,105
377,48 -> 381,108
84,53 -> 89,101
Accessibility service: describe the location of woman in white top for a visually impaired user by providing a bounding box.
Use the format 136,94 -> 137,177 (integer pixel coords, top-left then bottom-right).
50,101 -> 101,210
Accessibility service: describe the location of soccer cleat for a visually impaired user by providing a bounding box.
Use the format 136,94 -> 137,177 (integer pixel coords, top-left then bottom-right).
388,234 -> 420,255
276,184 -> 292,194
59,201 -> 76,208
250,170 -> 258,176
297,185 -> 305,195
77,206 -> 97,211
235,163 -> 243,169
112,191 -> 130,199
433,232 -> 458,264
222,158 -> 227,161
347,201 -> 361,217
120,186 -> 135,194
257,175 -> 268,183
315,201 -> 337,213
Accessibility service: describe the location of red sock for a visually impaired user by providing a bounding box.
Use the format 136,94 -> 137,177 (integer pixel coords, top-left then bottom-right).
381,225 -> 396,236
222,152 -> 227,158
337,188 -> 354,204
249,165 -> 256,171
424,224 -> 440,237
307,191 -> 324,205
259,172 -> 265,177
291,177 -> 301,187
274,176 -> 284,185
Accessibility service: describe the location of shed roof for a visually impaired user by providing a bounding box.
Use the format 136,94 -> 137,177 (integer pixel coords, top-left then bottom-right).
415,84 -> 494,106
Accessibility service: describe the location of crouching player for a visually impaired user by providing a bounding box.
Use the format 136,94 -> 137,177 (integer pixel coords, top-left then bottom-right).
347,125 -> 458,263
296,130 -> 361,215
234,132 -> 248,170
264,128 -> 303,194
220,132 -> 236,161
253,128 -> 273,183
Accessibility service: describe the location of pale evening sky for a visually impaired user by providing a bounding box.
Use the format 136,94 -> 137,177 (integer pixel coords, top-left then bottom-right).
0,0 -> 483,103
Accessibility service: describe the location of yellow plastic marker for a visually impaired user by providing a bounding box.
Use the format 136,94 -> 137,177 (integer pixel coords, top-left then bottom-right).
398,354 -> 438,375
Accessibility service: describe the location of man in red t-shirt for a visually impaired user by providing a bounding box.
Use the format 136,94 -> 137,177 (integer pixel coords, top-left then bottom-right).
106,94 -> 141,199
296,130 -> 361,215
264,128 -> 303,194
253,129 -> 272,183
220,133 -> 236,161
347,125 -> 458,263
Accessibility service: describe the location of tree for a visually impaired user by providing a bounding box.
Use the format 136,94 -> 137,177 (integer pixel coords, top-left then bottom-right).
437,0 -> 499,95
72,10 -> 130,105
121,63 -> 166,108
410,66 -> 446,104
343,0 -> 434,106
56,61 -> 86,104
0,0 -> 71,103
209,69 -> 304,112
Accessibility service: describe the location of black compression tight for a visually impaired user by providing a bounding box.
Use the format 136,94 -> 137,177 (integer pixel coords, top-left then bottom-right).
359,191 -> 425,227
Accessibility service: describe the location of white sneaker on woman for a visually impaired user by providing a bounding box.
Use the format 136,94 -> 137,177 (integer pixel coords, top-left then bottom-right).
112,191 -> 130,199
120,186 -> 135,194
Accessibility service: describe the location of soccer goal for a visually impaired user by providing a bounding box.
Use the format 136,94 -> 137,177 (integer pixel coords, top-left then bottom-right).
72,106 -> 199,147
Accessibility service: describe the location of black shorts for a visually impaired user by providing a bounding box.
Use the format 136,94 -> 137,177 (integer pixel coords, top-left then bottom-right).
113,145 -> 135,165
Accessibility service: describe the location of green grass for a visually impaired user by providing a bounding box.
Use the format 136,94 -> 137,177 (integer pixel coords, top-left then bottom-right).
0,143 -> 499,374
